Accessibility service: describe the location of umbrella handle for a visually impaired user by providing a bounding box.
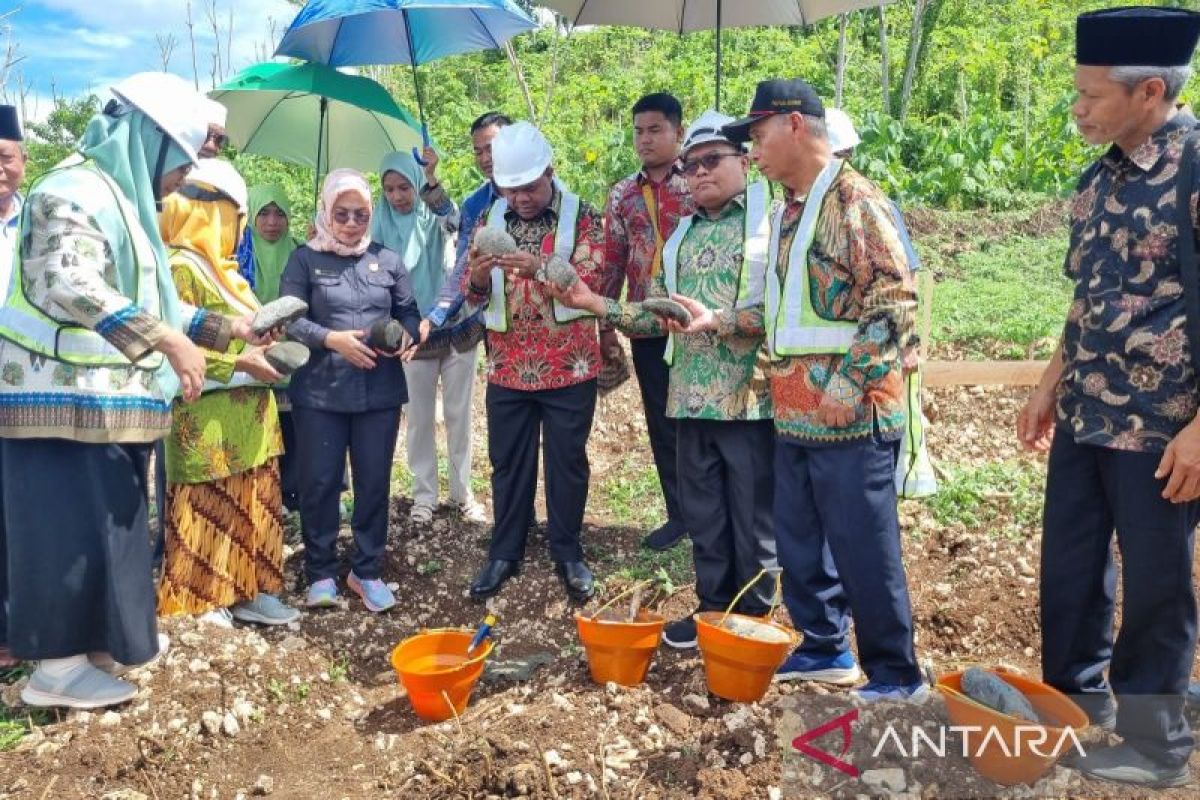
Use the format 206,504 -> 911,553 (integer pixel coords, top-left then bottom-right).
412,122 -> 431,166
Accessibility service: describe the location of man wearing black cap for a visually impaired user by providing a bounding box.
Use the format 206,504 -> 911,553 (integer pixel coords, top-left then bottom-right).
1016,7 -> 1200,788
722,80 -> 923,701
0,103 -> 23,668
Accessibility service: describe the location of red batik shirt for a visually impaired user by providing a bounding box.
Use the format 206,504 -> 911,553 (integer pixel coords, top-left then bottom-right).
465,188 -> 606,392
600,168 -> 695,336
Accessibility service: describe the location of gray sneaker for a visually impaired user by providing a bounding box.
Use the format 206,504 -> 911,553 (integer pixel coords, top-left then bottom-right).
232,593 -> 301,625
22,661 -> 138,709
1070,742 -> 1190,788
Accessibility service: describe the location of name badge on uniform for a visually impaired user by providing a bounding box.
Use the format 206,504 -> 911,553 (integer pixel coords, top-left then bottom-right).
368,261 -> 379,272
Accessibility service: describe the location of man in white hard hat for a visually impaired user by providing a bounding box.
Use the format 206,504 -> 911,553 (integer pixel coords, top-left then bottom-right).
553,110 -> 778,649
463,121 -> 608,602
0,73 -> 274,709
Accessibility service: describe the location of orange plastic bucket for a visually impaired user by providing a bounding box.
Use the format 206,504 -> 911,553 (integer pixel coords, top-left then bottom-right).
390,628 -> 494,722
575,610 -> 665,687
937,670 -> 1089,785
695,611 -> 799,703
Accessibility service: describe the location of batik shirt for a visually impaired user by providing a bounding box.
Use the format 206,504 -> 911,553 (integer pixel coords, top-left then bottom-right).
605,195 -> 772,421
769,163 -> 917,445
464,188 -> 606,392
1058,113 -> 1200,453
601,168 -> 695,335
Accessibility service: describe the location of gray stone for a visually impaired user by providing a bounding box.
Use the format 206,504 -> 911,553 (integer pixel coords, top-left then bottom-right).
252,296 -> 308,336
642,298 -> 693,326
860,768 -> 906,794
366,318 -> 403,353
475,227 -> 518,256
541,254 -> 579,290
264,341 -> 310,375
483,652 -> 555,683
252,775 -> 274,796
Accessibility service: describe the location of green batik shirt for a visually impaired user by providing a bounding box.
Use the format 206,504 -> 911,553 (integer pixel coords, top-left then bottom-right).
604,195 -> 773,422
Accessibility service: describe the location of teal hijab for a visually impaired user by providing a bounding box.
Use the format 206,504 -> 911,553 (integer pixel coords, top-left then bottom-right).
79,106 -> 191,397
80,106 -> 189,331
371,151 -> 444,315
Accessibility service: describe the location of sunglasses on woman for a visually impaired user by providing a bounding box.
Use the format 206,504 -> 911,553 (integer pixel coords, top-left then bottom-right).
332,208 -> 371,225
680,151 -> 742,176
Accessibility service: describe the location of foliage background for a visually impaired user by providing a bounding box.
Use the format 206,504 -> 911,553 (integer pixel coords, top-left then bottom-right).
18,0 -> 1200,224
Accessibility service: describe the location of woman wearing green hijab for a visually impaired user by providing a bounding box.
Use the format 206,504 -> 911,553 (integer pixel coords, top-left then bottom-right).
372,149 -> 485,526
0,72 -> 272,709
238,184 -> 300,303
238,184 -> 304,509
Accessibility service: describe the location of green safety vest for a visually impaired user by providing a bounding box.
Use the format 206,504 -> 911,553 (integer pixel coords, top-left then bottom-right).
765,158 -> 858,359
483,190 -> 592,333
0,161 -> 166,370
661,180 -> 771,366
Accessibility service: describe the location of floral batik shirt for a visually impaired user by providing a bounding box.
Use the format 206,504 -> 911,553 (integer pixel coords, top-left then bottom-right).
600,168 -> 695,334
769,163 -> 917,445
604,195 -> 772,421
465,188 -> 607,392
1058,113 -> 1200,453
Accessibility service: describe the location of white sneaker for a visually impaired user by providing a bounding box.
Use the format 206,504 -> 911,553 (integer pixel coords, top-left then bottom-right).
450,497 -> 488,524
198,607 -> 234,629
410,503 -> 434,524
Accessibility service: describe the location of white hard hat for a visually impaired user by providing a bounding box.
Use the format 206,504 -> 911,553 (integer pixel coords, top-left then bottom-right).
185,158 -> 248,214
110,72 -> 209,165
825,107 -> 861,153
491,121 -> 553,188
201,97 -> 228,128
682,109 -> 742,157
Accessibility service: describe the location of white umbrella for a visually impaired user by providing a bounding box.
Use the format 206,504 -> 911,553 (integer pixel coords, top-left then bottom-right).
540,0 -> 892,109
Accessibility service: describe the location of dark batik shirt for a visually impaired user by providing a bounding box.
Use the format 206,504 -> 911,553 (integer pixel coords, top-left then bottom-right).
1059,113 -> 1200,452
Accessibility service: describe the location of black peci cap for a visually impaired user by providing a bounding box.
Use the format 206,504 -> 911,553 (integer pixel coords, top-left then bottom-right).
1076,6 -> 1200,67
0,106 -> 22,142
723,78 -> 824,143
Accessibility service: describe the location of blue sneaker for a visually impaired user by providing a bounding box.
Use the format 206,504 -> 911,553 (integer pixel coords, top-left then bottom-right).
775,650 -> 862,685
852,681 -> 931,703
305,578 -> 338,608
347,572 -> 396,613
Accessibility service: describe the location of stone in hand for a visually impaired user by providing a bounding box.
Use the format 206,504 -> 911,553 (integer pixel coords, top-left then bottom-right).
642,298 -> 693,327
263,341 -> 310,376
367,318 -> 404,354
540,254 -> 579,291
252,296 -> 308,336
475,227 -> 518,256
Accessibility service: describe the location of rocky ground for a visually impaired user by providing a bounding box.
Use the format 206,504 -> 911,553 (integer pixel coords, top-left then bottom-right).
2,353 -> 1200,798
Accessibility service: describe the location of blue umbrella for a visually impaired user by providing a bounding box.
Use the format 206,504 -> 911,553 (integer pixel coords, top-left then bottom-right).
276,0 -> 538,161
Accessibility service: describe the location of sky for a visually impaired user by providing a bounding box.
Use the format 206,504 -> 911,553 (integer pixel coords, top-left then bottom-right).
3,0 -> 299,122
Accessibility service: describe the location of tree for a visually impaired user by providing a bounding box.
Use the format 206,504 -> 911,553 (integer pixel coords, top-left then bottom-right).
24,95 -> 100,181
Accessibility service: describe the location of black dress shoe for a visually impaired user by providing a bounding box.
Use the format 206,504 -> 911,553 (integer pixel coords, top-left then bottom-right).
555,560 -> 595,602
469,559 -> 520,600
641,520 -> 686,552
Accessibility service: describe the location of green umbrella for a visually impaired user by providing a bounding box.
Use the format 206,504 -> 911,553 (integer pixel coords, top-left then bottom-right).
211,62 -> 426,194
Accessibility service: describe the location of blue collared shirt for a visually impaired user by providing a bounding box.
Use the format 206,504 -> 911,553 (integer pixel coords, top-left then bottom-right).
427,181 -> 499,327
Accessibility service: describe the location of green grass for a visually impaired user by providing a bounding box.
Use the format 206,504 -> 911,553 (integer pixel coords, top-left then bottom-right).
601,545 -> 694,591
390,455 -> 488,498
928,234 -> 1071,359
926,459 -> 1045,538
0,664 -> 52,752
598,459 -> 667,530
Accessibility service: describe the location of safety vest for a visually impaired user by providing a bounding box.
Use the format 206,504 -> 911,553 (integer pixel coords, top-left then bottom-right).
168,248 -> 270,393
0,161 -> 167,370
661,180 -> 771,366
765,158 -> 858,359
482,191 -> 592,333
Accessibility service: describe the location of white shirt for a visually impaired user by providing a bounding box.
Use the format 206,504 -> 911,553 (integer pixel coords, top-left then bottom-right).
0,192 -> 21,299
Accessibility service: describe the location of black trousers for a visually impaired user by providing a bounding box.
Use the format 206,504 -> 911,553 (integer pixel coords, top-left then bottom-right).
486,380 -> 597,563
3,438 -> 158,664
631,337 -> 685,530
775,436 -> 921,686
677,418 -> 777,614
279,409 -> 301,512
1041,429 -> 1198,768
293,405 -> 402,583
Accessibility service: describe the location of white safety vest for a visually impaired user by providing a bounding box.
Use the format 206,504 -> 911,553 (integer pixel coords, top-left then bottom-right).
661,180 -> 771,366
483,191 -> 592,333
765,158 -> 858,359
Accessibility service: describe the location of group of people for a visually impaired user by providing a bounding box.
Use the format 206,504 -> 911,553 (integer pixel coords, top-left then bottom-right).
0,4 -> 1198,789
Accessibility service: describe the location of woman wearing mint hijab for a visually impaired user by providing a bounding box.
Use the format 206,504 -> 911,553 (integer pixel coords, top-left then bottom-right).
237,184 -> 300,303
0,73 -> 271,709
372,149 -> 485,527
238,183 -> 303,509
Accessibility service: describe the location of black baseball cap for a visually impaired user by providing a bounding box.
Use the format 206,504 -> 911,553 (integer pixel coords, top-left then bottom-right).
1076,7 -> 1200,68
723,79 -> 825,144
